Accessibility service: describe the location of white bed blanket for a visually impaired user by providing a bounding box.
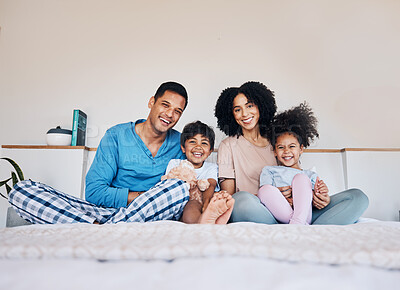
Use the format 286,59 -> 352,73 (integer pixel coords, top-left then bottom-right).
1,220 -> 399,270
2,257 -> 399,290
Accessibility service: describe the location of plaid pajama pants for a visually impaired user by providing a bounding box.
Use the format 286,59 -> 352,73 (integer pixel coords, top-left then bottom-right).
8,179 -> 189,224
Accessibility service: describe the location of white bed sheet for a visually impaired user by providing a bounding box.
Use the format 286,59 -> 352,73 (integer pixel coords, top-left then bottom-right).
0,219 -> 399,290
1,257 -> 399,290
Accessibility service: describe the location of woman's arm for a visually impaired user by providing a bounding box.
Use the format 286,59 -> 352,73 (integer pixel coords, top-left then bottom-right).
217,139 -> 236,195
220,178 -> 236,195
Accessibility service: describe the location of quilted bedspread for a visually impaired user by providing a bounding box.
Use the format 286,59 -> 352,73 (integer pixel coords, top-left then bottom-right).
0,221 -> 399,270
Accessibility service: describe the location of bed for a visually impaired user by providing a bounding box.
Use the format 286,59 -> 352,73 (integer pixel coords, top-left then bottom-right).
0,219 -> 399,289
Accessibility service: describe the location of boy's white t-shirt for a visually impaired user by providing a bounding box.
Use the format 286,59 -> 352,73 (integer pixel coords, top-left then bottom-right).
165,159 -> 220,191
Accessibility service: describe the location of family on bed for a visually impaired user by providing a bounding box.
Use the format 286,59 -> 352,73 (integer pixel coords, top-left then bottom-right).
8,81 -> 369,225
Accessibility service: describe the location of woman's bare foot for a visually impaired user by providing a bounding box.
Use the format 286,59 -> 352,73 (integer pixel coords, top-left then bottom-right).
198,192 -> 232,224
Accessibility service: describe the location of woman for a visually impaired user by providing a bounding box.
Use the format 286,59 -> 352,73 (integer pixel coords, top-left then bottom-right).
215,81 -> 368,224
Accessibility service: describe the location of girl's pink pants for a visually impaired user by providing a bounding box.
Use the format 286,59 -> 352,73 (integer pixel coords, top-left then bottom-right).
258,173 -> 313,224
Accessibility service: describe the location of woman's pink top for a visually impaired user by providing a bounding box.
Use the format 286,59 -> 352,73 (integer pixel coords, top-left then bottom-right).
217,135 -> 277,195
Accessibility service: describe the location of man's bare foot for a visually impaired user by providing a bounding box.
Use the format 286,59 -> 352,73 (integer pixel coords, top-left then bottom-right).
198,192 -> 231,224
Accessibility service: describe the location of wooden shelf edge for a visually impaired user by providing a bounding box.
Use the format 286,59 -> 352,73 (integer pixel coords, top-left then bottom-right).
304,148 -> 400,153
2,145 -> 90,150
304,149 -> 342,153
2,145 -> 400,153
341,148 -> 400,152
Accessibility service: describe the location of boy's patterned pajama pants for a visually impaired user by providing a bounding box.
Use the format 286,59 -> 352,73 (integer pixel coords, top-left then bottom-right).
8,179 -> 189,224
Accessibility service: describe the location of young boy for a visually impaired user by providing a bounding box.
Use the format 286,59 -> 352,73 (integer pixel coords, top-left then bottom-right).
165,121 -> 234,224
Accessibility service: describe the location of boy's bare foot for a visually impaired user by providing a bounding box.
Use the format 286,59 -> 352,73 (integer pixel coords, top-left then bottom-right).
198,192 -> 232,224
215,193 -> 235,225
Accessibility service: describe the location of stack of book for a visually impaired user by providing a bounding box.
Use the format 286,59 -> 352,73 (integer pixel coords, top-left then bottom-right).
71,109 -> 87,146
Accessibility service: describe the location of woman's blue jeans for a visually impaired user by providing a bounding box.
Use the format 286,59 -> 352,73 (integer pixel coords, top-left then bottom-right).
229,188 -> 369,225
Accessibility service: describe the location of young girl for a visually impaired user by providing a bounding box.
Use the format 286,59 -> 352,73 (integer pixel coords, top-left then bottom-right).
257,102 -> 328,225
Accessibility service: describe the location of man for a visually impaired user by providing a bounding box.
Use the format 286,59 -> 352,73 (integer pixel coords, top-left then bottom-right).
9,81 -> 190,224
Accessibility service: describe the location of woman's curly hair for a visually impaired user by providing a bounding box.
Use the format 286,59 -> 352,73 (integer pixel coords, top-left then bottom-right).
268,102 -> 319,148
214,81 -> 277,137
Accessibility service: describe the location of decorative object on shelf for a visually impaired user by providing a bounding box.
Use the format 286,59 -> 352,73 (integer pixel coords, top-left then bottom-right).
46,126 -> 72,146
71,109 -> 87,146
0,157 -> 24,200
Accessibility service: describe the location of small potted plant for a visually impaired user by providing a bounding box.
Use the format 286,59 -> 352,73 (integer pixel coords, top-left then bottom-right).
0,157 -> 31,227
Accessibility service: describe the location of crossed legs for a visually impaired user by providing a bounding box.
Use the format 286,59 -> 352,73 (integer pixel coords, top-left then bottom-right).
8,179 -> 189,224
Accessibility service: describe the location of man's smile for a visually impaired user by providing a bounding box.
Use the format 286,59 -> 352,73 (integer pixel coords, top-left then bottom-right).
159,117 -> 172,125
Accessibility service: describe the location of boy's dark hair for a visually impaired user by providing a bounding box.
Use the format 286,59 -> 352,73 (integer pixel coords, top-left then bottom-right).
214,81 -> 276,137
180,121 -> 215,150
154,81 -> 188,109
268,102 -> 319,148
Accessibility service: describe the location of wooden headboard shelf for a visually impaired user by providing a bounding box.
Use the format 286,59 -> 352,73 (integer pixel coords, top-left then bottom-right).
2,145 -> 400,153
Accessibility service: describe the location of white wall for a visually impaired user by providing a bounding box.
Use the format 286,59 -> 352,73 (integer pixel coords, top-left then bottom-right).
0,0 -> 399,149
1,1 -> 399,223
344,151 -> 400,221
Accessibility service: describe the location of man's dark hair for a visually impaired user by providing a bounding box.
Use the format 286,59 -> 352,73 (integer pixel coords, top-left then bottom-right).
215,81 -> 276,137
180,121 -> 215,150
154,81 -> 188,109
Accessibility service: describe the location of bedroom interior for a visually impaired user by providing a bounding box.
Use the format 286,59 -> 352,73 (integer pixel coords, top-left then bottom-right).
0,0 -> 399,289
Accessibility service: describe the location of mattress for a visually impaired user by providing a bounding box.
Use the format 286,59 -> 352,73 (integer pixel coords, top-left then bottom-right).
0,219 -> 399,289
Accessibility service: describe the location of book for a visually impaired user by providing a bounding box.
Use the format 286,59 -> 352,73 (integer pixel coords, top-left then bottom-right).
71,109 -> 87,146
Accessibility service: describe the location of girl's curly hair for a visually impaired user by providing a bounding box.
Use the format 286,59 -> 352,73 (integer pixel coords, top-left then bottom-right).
268,102 -> 319,148
214,81 -> 277,137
